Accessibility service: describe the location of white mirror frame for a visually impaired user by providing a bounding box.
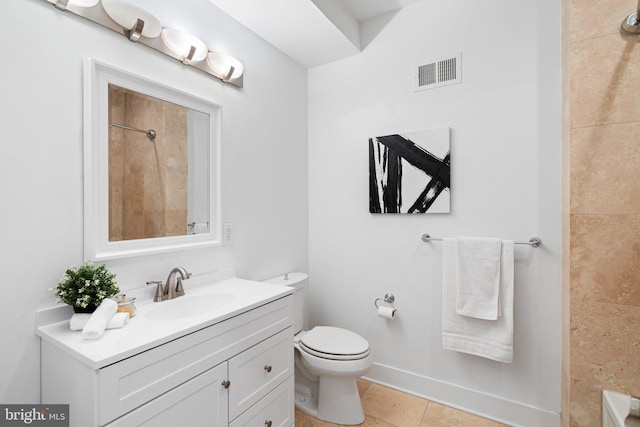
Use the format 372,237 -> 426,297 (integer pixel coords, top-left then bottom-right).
83,58 -> 222,261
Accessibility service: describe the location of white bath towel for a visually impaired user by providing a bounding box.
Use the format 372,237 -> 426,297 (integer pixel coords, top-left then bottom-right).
81,298 -> 118,340
70,312 -> 129,331
455,236 -> 503,320
442,238 -> 515,363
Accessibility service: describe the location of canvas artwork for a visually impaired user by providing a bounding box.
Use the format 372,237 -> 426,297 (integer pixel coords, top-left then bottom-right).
369,127 -> 450,214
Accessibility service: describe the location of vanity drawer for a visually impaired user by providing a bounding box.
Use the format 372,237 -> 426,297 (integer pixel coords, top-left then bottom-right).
229,375 -> 294,427
97,296 -> 292,425
228,327 -> 293,421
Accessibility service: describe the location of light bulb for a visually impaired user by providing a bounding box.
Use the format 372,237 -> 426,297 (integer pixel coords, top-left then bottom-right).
207,52 -> 244,81
101,0 -> 162,39
162,29 -> 208,63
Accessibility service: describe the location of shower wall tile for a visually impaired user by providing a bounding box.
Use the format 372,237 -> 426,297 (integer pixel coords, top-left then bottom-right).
562,212 -> 571,427
143,171 -> 164,231
108,89 -> 189,240
569,33 -> 640,129
570,295 -> 640,424
568,382 -> 602,427
129,91 -> 163,133
568,0 -> 638,43
570,121 -> 640,214
109,207 -> 123,241
165,104 -> 188,139
570,297 -> 640,402
165,133 -> 188,175
165,170 -> 189,210
570,214 -> 640,405
568,214 -> 640,423
108,87 -> 126,241
570,214 -> 640,307
165,209 -> 187,237
567,0 -> 640,424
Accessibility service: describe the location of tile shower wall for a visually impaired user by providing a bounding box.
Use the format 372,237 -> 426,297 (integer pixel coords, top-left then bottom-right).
566,0 -> 640,425
109,86 -> 189,240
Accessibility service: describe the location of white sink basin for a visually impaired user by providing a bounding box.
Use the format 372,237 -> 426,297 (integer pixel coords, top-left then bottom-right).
145,293 -> 235,320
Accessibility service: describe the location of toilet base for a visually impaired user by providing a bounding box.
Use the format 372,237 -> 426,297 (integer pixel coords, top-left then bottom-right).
295,376 -> 365,425
295,391 -> 319,419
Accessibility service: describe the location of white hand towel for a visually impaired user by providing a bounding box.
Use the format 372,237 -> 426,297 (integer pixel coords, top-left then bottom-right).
81,298 -> 118,340
70,312 -> 130,331
442,238 -> 515,363
455,236 -> 503,320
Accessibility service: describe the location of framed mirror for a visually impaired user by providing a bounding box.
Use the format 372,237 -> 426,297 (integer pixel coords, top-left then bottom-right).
84,58 -> 221,260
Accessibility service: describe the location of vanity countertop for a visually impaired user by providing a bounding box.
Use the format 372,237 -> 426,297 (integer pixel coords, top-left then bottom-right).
36,274 -> 293,369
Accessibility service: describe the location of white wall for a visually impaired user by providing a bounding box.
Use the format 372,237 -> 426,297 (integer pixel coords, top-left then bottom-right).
0,0 -> 307,403
308,1 -> 562,426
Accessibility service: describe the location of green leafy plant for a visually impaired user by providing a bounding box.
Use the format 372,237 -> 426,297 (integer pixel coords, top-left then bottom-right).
52,262 -> 119,309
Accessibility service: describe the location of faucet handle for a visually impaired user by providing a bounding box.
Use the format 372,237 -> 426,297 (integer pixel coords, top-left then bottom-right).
175,276 -> 186,297
146,281 -> 164,302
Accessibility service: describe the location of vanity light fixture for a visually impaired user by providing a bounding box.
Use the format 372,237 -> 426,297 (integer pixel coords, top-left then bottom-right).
161,29 -> 208,65
47,0 -> 99,11
207,52 -> 244,82
101,0 -> 162,42
44,0 -> 244,87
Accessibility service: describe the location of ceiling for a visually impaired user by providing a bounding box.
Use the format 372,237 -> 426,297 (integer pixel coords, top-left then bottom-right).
339,0 -> 423,22
207,0 -> 424,68
127,0 -> 423,69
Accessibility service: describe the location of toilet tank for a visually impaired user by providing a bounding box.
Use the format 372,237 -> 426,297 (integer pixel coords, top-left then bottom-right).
264,272 -> 307,334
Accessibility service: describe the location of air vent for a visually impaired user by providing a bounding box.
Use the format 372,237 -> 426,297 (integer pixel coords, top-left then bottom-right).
414,53 -> 462,91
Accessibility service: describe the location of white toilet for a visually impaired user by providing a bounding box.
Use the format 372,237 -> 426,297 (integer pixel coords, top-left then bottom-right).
265,272 -> 373,425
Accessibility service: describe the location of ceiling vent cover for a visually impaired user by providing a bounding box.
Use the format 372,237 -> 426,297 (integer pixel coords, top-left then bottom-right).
414,53 -> 462,91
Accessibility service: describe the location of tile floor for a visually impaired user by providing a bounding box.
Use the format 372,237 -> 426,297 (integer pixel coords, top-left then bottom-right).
294,379 -> 510,427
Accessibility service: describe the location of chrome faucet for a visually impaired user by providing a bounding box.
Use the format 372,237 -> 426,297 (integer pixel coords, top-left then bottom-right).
146,267 -> 192,302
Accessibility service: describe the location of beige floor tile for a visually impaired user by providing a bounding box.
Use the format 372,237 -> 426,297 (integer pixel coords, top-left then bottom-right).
295,408 -> 339,427
359,414 -> 399,427
295,381 -> 504,427
295,408 -> 397,427
357,378 -> 373,396
360,383 -> 428,426
419,402 -> 501,427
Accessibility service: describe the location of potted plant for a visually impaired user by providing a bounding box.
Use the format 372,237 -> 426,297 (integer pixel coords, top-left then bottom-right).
52,262 -> 120,313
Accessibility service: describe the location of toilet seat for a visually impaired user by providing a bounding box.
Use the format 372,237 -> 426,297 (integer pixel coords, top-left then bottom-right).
299,326 -> 370,361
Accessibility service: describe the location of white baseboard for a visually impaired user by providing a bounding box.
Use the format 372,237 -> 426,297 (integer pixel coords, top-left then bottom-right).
362,362 -> 560,427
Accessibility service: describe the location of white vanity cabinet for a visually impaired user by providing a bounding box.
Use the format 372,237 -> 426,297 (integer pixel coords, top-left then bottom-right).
105,363 -> 229,427
39,284 -> 294,427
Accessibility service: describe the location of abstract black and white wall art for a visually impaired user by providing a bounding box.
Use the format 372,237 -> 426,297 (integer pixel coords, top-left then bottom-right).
369,127 -> 450,213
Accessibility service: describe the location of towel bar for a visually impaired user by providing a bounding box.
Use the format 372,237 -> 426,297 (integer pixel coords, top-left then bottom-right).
421,234 -> 542,248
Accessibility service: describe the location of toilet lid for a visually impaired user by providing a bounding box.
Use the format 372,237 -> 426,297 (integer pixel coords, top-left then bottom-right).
300,326 -> 370,360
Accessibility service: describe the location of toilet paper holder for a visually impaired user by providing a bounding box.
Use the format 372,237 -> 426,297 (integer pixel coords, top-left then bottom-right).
374,292 -> 395,308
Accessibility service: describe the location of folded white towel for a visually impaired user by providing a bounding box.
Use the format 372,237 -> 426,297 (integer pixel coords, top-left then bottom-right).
81,298 -> 118,340
455,236 -> 503,320
70,312 -> 129,331
442,238 -> 515,363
